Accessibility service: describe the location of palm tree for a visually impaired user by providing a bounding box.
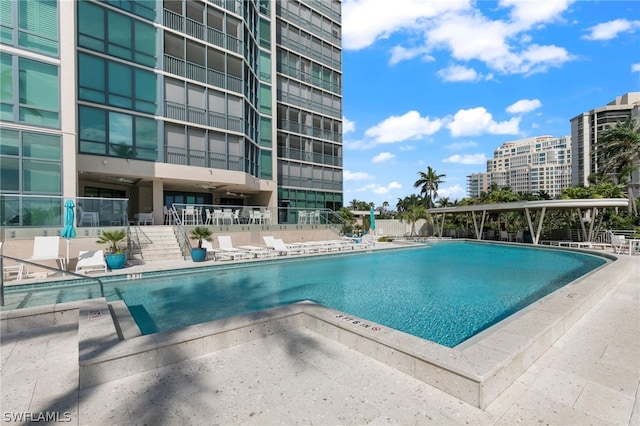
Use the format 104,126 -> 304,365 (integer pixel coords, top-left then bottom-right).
399,204 -> 431,237
598,117 -> 640,215
414,166 -> 446,207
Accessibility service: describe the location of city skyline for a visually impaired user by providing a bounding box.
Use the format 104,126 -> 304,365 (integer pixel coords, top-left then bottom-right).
340,0 -> 640,208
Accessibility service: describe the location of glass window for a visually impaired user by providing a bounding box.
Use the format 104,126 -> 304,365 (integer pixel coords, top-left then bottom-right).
259,83 -> 271,115
109,111 -> 133,157
23,159 -> 61,193
0,0 -> 12,45
78,1 -> 105,51
18,57 -> 59,128
79,106 -> 107,154
259,50 -> 271,82
134,20 -> 156,66
134,116 -> 157,160
0,53 -> 13,121
107,11 -> 132,59
108,61 -> 132,108
0,128 -> 19,156
260,149 -> 272,179
78,53 -> 106,103
0,157 -> 19,191
260,117 -> 272,147
17,0 -> 58,56
23,132 -> 60,160
134,68 -> 157,113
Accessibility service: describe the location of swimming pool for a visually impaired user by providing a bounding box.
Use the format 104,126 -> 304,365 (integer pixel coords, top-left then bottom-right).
102,241 -> 605,347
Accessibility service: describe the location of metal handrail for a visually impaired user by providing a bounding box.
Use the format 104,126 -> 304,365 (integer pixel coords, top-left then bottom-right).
170,204 -> 191,259
0,255 -> 105,307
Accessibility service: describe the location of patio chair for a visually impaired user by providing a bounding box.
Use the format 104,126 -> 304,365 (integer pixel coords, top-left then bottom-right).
75,250 -> 107,274
201,240 -> 216,260
216,236 -> 251,260
271,238 -> 305,256
610,234 -> 630,254
29,236 -> 65,270
1,242 -> 24,281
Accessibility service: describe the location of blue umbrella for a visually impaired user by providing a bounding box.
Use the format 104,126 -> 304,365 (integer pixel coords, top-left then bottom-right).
61,199 -> 77,267
369,207 -> 376,233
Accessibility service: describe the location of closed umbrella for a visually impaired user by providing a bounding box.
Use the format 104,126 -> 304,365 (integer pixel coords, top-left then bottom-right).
61,199 -> 77,268
369,207 -> 376,233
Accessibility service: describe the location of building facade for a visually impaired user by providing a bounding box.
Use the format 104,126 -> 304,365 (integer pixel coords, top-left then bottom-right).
467,136 -> 572,198
0,0 -> 343,227
570,92 -> 640,187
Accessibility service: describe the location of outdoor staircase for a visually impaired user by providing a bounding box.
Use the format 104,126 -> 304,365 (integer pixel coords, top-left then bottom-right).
128,225 -> 184,263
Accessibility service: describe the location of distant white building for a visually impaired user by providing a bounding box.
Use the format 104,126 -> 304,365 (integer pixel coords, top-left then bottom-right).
467,135 -> 572,198
570,92 -> 640,187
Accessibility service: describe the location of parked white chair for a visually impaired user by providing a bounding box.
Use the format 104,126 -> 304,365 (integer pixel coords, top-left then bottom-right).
499,230 -> 509,241
222,210 -> 233,225
204,209 -> 214,225
515,230 -> 524,243
271,238 -> 305,256
29,236 -> 65,271
1,242 -> 24,281
201,240 -> 216,260
216,235 -> 251,260
611,234 -> 630,254
75,250 -> 107,274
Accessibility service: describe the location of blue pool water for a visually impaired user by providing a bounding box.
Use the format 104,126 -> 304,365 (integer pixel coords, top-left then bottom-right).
102,242 -> 605,347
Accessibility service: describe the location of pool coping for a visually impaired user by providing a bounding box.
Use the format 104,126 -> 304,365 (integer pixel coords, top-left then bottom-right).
1,245 -> 626,409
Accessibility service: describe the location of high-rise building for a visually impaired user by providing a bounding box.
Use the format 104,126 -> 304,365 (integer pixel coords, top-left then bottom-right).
467,136 -> 572,198
0,0 -> 343,226
570,92 -> 640,187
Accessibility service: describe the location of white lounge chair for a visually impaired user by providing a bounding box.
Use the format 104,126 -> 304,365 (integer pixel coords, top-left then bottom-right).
237,245 -> 277,258
216,236 -> 251,260
271,238 -> 305,256
200,240 -> 216,260
29,236 -> 65,270
75,250 -> 107,274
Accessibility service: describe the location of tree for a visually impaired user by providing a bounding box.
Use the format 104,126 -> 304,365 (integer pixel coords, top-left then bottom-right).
598,117 -> 640,215
396,194 -> 425,213
399,204 -> 431,237
414,166 -> 446,207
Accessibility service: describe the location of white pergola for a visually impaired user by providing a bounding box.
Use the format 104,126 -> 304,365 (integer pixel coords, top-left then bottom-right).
427,198 -> 629,245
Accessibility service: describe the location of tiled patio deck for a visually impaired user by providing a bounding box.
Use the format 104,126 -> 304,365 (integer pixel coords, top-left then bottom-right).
1,250 -> 638,425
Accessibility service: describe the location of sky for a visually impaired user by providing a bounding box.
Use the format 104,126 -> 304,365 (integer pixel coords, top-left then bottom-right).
340,0 -> 640,209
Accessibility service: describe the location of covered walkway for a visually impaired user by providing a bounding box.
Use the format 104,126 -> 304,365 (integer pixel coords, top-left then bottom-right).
428,198 -> 629,244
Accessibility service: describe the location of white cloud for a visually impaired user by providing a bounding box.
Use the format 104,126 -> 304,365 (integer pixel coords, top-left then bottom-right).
356,182 -> 402,195
344,170 -> 374,181
437,64 -> 482,82
632,63 -> 640,73
343,117 -> 356,134
342,0 -> 470,50
344,0 -> 576,75
446,107 -> 521,137
500,0 -> 574,28
444,141 -> 478,150
583,19 -> 640,41
365,110 -> 445,143
389,45 -> 434,65
506,99 -> 542,114
442,154 -> 487,165
437,184 -> 466,200
372,152 -> 395,163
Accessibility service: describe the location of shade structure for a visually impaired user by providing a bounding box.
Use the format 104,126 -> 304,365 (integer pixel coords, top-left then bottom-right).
369,207 -> 376,232
61,199 -> 77,266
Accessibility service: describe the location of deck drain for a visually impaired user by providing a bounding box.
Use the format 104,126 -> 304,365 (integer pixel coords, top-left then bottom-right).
88,310 -> 103,319
566,293 -> 578,299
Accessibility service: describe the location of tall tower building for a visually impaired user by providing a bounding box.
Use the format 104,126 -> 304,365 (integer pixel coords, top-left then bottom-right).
570,92 -> 640,187
0,0 -> 343,226
467,136 -> 572,198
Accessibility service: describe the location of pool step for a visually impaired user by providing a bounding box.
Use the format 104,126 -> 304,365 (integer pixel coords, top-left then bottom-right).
129,226 -> 184,262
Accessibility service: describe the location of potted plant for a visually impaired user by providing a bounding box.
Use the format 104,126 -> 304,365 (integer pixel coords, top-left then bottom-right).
96,229 -> 127,270
189,226 -> 212,262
